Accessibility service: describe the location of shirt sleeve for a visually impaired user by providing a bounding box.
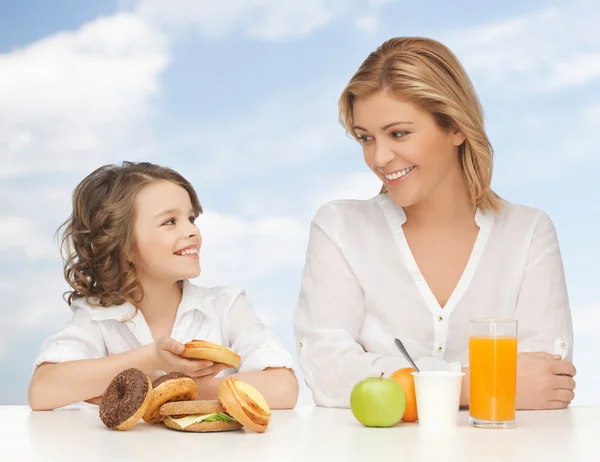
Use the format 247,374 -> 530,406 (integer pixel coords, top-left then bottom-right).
32,306 -> 108,374
224,291 -> 296,374
513,211 -> 574,361
293,205 -> 460,409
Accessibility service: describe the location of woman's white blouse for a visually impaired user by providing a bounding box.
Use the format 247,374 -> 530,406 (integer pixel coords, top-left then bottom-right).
293,194 -> 573,408
33,280 -> 295,376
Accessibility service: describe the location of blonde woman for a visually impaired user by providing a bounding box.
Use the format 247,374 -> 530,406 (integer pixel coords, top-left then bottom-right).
293,37 -> 575,410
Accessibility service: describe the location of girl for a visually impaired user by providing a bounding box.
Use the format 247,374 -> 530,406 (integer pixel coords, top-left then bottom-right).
293,37 -> 576,410
29,161 -> 298,410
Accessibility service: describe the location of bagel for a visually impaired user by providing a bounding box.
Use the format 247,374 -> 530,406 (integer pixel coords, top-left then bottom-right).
181,339 -> 241,369
142,372 -> 198,424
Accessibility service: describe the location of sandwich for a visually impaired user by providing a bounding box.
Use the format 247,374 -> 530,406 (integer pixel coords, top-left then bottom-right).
160,378 -> 271,433
161,400 -> 243,432
181,339 -> 241,369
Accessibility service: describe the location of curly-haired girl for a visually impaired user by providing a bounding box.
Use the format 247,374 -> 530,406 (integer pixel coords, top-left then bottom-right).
29,161 -> 298,410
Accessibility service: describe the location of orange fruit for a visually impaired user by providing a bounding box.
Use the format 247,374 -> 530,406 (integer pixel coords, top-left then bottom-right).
390,367 -> 418,422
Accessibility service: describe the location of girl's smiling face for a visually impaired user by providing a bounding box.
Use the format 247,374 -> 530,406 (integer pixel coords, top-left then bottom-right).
131,180 -> 202,284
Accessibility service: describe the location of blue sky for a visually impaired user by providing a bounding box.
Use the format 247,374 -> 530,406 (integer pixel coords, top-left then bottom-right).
0,0 -> 598,407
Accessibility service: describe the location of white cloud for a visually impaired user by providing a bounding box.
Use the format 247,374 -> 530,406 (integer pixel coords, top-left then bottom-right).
310,170 -> 381,213
226,169 -> 381,224
521,114 -> 545,130
493,101 -> 600,188
0,12 -> 168,178
354,0 -> 396,34
197,210 -> 308,286
354,16 -> 378,34
0,180 -> 82,260
583,103 -> 600,123
136,0 -> 347,40
542,52 -> 600,91
162,86 -> 347,185
20,301 -> 73,330
0,217 -> 58,259
368,0 -> 396,6
0,180 -> 72,218
445,3 -> 600,93
547,103 -> 600,164
0,266 -> 73,359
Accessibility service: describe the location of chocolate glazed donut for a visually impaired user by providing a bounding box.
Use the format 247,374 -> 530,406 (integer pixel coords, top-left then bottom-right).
99,368 -> 153,431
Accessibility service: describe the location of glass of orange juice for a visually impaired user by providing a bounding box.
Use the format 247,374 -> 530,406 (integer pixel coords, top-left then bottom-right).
469,318 -> 517,429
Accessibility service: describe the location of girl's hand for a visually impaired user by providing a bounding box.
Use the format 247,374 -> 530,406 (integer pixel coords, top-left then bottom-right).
148,337 -> 217,379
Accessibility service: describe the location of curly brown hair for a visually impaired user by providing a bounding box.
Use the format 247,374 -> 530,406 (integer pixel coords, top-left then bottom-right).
57,161 -> 202,308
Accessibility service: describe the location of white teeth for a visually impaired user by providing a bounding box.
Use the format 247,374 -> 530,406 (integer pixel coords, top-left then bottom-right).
176,248 -> 198,256
385,166 -> 415,180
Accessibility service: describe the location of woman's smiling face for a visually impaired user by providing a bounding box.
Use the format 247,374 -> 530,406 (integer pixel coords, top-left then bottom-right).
352,91 -> 466,208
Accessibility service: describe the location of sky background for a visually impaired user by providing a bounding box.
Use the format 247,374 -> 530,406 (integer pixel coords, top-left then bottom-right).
0,0 -> 598,408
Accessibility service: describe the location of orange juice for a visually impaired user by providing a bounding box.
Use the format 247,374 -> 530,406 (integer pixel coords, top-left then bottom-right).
469,336 -> 517,422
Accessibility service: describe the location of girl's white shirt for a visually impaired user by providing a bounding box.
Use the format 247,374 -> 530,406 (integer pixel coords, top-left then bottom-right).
34,280 -> 295,377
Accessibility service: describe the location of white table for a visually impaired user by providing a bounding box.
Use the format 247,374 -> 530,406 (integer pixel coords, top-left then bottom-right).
0,405 -> 598,461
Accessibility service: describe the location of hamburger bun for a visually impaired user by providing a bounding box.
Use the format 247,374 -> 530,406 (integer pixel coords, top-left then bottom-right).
181,339 -> 241,369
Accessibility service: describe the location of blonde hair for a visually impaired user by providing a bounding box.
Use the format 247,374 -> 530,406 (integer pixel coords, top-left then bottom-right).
58,161 -> 203,308
338,37 -> 502,213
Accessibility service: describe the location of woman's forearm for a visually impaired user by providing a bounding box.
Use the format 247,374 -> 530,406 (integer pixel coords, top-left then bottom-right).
196,367 -> 299,409
28,346 -> 155,411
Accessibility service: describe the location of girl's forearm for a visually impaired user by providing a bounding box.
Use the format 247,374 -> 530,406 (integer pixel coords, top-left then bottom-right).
196,367 -> 299,409
28,346 -> 156,411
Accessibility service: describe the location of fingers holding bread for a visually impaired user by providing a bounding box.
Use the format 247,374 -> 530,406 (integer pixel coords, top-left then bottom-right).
181,339 -> 241,369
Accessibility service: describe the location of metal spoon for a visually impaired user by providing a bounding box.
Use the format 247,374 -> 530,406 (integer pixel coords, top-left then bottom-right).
394,338 -> 420,373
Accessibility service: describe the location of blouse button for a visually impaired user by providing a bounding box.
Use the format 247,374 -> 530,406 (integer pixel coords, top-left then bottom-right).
298,341 -> 304,348
437,345 -> 443,352
560,342 -> 566,348
437,315 -> 443,322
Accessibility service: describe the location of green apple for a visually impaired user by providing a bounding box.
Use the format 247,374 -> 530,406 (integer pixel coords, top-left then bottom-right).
350,373 -> 406,427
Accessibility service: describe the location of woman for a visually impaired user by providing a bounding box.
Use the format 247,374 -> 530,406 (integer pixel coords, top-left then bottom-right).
293,37 -> 575,410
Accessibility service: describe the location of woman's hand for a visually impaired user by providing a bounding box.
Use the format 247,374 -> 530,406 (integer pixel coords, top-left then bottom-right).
516,352 -> 576,410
